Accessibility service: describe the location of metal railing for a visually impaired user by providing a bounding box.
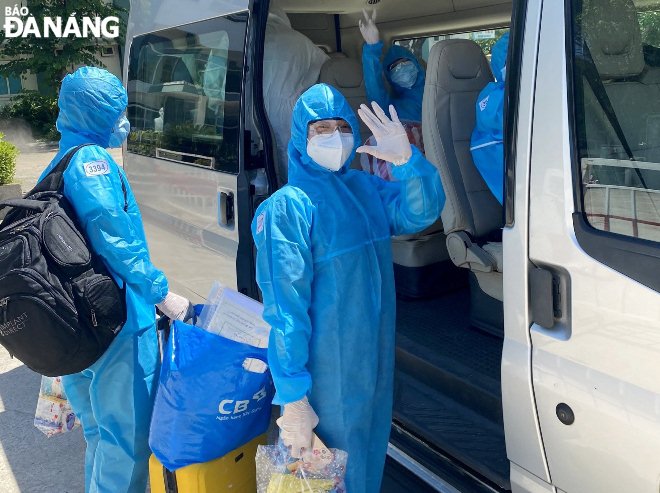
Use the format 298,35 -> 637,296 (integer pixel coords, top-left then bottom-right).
584,183 -> 660,239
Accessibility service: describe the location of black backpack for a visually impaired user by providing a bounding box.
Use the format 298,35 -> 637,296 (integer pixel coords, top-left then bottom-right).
0,144 -> 127,376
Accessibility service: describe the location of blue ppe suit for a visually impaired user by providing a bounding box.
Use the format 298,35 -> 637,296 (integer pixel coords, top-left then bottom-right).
470,32 -> 509,204
251,84 -> 444,493
362,43 -> 426,122
38,67 -> 168,493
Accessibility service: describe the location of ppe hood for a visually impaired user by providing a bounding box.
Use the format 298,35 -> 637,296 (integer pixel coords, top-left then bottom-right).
383,45 -> 425,95
491,32 -> 510,82
288,84 -> 361,181
56,66 -> 128,150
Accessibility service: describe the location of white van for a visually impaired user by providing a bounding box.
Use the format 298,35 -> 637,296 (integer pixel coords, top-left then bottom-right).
123,0 -> 660,491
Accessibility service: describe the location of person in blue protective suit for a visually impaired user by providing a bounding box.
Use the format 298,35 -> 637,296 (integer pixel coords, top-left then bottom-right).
470,32 -> 510,204
359,9 -> 425,122
251,83 -> 445,493
38,67 -> 191,493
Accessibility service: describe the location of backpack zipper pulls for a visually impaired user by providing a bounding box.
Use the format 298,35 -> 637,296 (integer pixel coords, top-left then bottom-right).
91,309 -> 98,327
0,298 -> 12,359
0,297 -> 8,324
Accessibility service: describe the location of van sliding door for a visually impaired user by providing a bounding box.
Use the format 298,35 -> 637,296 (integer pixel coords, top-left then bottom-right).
123,1 -> 251,301
526,1 -> 660,492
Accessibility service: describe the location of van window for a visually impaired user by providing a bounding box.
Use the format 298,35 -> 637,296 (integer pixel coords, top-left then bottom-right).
572,3 -> 660,242
396,28 -> 509,64
126,13 -> 248,173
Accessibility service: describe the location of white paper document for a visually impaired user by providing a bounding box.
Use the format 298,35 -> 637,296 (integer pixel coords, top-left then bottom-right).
199,282 -> 271,352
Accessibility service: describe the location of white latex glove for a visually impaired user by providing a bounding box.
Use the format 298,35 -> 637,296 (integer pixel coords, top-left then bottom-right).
357,102 -> 413,165
156,291 -> 193,321
358,9 -> 380,45
276,397 -> 319,458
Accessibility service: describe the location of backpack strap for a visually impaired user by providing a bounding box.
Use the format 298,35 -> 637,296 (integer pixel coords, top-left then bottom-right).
33,144 -> 129,212
0,198 -> 48,213
31,144 -> 93,194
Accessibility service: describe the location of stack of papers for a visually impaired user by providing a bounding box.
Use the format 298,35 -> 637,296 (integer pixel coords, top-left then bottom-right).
198,282 -> 271,372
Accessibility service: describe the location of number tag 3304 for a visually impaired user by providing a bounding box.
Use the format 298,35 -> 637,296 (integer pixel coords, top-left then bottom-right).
83,160 -> 110,177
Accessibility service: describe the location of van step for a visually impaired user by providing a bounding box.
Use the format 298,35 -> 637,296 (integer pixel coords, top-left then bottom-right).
396,343 -> 502,423
393,369 -> 510,491
381,456 -> 440,493
395,293 -> 503,422
388,423 -> 506,493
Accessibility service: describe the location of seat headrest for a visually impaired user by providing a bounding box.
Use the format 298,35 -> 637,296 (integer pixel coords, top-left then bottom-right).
320,57 -> 364,89
425,39 -> 492,92
583,0 -> 644,79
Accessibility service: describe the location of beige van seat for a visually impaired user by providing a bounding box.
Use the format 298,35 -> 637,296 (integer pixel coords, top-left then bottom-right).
583,0 -> 660,186
319,53 -> 370,138
422,39 -> 503,302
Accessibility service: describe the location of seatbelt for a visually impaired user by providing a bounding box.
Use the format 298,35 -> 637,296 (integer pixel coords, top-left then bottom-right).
578,40 -> 651,190
579,42 -> 635,160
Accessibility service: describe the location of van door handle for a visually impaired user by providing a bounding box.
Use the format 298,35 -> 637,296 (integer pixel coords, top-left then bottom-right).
218,190 -> 234,227
529,265 -> 571,336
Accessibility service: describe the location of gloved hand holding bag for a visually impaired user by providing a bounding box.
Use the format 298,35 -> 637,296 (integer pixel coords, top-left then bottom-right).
157,291 -> 194,321
276,396 -> 319,458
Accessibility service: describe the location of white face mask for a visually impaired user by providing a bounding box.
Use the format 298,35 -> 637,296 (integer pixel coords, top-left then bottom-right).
306,130 -> 354,172
108,115 -> 130,148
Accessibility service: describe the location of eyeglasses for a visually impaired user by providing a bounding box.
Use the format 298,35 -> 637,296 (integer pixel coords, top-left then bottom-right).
388,58 -> 411,71
307,119 -> 353,138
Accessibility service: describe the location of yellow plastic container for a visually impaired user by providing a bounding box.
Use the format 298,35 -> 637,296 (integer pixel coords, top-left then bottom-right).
149,434 -> 267,493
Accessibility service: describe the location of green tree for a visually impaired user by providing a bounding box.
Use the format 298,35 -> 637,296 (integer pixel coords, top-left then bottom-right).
473,29 -> 510,58
0,0 -> 127,91
639,11 -> 660,47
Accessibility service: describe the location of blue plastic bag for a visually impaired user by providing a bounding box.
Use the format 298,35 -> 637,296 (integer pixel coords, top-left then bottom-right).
149,316 -> 274,471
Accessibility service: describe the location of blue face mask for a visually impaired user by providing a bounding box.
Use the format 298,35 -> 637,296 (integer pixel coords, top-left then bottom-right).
390,61 -> 418,89
108,116 -> 130,148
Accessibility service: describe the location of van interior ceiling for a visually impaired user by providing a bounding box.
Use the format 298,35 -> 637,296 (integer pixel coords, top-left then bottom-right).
263,0 -> 513,491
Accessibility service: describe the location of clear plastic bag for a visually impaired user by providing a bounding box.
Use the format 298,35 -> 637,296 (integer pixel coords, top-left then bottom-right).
33,376 -> 80,437
197,281 -> 270,348
255,443 -> 348,493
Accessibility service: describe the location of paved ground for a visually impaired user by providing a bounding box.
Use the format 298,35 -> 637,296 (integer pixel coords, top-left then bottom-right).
0,349 -> 85,493
0,137 -> 123,493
